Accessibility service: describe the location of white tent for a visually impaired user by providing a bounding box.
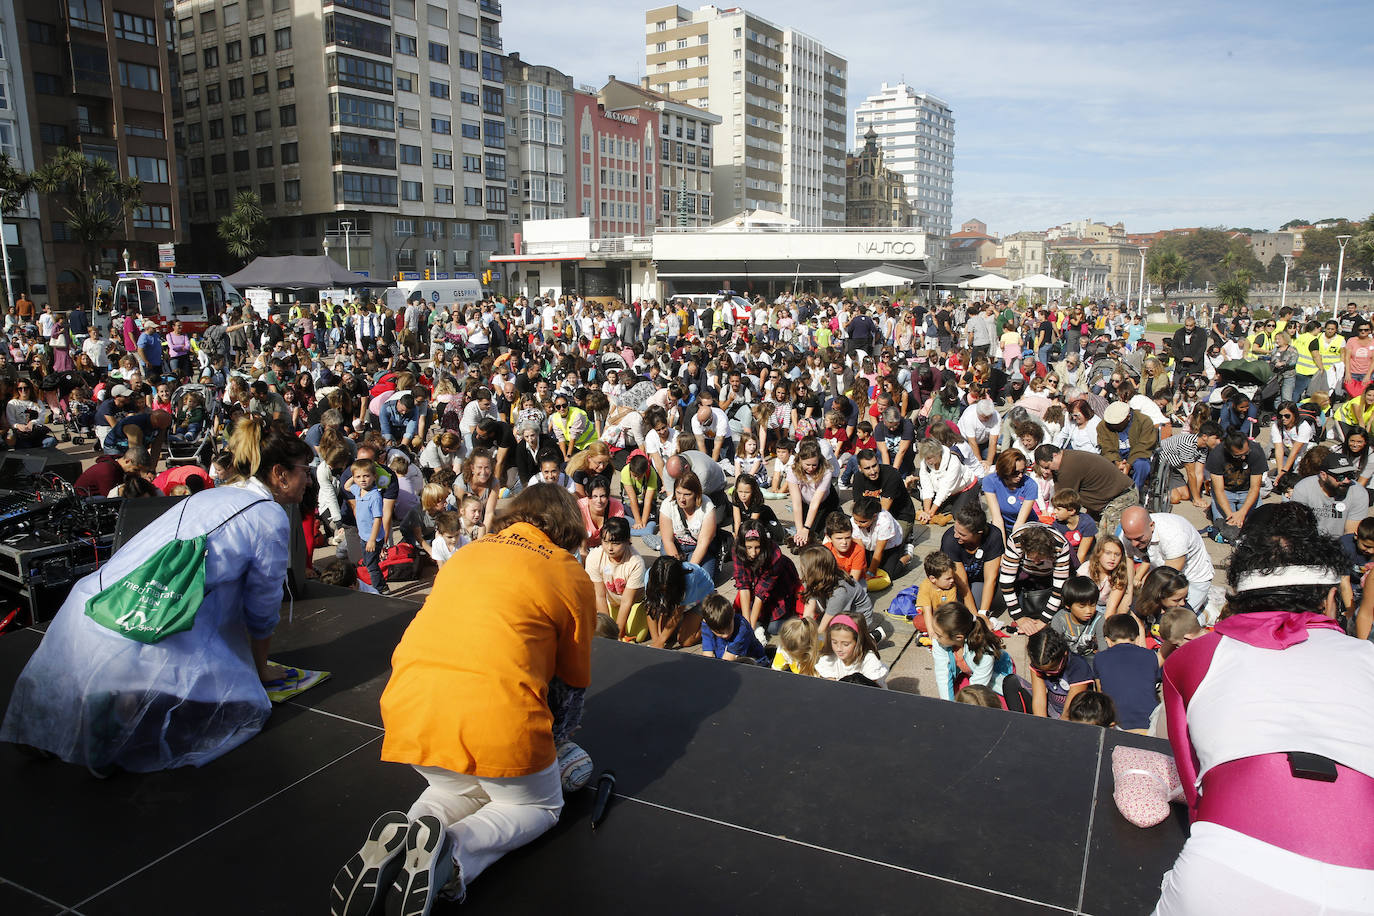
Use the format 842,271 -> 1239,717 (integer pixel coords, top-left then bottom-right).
1013,273 -> 1071,290
840,267 -> 917,289
957,273 -> 1015,291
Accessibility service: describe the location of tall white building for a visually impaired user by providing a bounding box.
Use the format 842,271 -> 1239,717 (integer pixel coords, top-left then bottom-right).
853,83 -> 954,240
644,5 -> 847,226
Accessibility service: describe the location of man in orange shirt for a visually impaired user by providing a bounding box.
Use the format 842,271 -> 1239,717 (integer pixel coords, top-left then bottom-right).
331,485 -> 595,915
14,291 -> 32,321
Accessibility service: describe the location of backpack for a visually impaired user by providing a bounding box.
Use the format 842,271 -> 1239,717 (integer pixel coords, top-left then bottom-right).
438,397 -> 463,432
356,542 -> 421,586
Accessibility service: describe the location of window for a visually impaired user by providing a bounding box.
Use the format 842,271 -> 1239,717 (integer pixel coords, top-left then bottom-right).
118,61 -> 161,91
582,134 -> 591,152
186,123 -> 202,143
253,72 -> 269,95
433,151 -> 452,169
248,0 -> 264,18
463,186 -> 481,206
401,180 -> 422,200
428,42 -> 448,63
329,53 -> 393,93
655,41 -> 666,52
484,154 -> 505,180
209,119 -> 224,139
260,182 -> 276,204
400,144 -> 421,165
281,142 -> 298,163
460,121 -> 480,139
433,185 -> 453,204
395,0 -> 414,16
479,223 -> 496,240
463,154 -> 481,172
335,0 -> 391,14
250,33 -> 266,56
426,4 -> 447,27
394,219 -> 414,237
206,83 -> 221,105
458,50 -> 478,70
325,12 -> 391,55
222,2 -> 240,25
430,79 -> 450,99
549,179 -> 566,204
233,149 -> 249,170
483,119 -> 504,148
460,89 -> 479,105
423,219 -> 443,239
210,153 -> 227,174
482,86 -> 503,115
68,0 -> 106,32
279,104 -> 296,127
184,87 -> 201,107
257,146 -> 274,167
396,34 -> 417,56
547,90 -> 563,117
132,205 -> 172,229
255,108 -> 272,130
336,172 -> 397,205
190,158 -> 205,178
284,179 -> 300,201
204,46 -> 219,68
232,113 -> 247,135
114,11 -> 157,44
676,38 -> 687,49
229,77 -> 244,99
485,187 -> 506,212
431,117 -> 452,134
213,189 -> 229,209
274,27 -> 291,50
174,17 -> 192,39
127,156 -> 169,183
396,71 -> 414,92
547,119 -> 563,146
226,40 -> 242,62
330,96 -> 390,130
481,52 -> 503,82
200,9 -> 216,31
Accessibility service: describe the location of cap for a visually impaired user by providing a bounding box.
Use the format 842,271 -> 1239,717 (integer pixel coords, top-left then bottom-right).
1322,453 -> 1358,479
1103,402 -> 1131,426
110,384 -> 134,397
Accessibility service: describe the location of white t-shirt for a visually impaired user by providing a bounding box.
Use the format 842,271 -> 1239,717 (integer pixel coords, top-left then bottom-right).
1128,395 -> 1168,428
691,406 -> 732,443
585,545 -> 646,608
816,651 -> 889,687
1128,512 -> 1214,586
642,426 -> 678,461
852,511 -> 903,554
541,305 -> 558,331
958,404 -> 1001,445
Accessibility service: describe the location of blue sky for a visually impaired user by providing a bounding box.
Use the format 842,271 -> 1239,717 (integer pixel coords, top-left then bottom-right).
504,0 -> 1374,234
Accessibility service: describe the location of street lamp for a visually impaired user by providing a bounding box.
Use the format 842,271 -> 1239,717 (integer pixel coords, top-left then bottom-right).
1334,235 -> 1352,320
1319,263 -> 1331,311
122,248 -> 130,271
339,220 -> 353,271
0,187 -> 14,313
1137,246 -> 1148,315
1279,254 -> 1293,314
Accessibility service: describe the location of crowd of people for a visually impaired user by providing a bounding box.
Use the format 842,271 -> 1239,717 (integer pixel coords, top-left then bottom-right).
3,287 -> 1374,911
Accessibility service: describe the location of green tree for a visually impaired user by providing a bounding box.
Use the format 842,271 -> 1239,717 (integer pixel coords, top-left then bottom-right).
1178,229 -> 1234,285
1280,218 -> 1309,230
0,153 -> 33,215
216,190 -> 268,265
1049,251 -> 1070,281
1295,221 -> 1360,280
1264,253 -> 1288,284
1216,271 -> 1251,309
30,147 -> 142,282
1147,247 -> 1189,297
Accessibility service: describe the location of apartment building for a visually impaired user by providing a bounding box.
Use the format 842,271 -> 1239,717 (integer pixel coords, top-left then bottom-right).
573,90 -> 656,238
502,53 -> 572,227
643,5 -> 847,226
16,0 -> 181,309
173,0 -> 509,284
0,2 -> 40,300
853,83 -> 954,241
599,77 -> 719,228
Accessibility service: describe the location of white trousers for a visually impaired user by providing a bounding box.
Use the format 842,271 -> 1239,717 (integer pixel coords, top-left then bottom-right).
408,761 -> 563,888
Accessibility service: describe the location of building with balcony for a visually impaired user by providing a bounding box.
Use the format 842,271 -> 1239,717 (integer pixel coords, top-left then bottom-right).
15,0 -> 181,309
845,128 -> 912,228
643,5 -> 847,226
853,83 -> 954,248
173,0 -> 510,288
502,52 -> 573,235
572,90 -> 656,242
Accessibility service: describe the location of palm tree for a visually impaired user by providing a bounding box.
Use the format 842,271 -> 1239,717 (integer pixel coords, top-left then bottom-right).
1147,249 -> 1188,298
1216,270 -> 1251,309
216,190 -> 268,265
30,147 -> 143,285
0,153 -> 32,215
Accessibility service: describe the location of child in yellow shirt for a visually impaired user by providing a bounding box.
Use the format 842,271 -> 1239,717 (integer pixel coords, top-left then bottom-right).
912,552 -> 971,639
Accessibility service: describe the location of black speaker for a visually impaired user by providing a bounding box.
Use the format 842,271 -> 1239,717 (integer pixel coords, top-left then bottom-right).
112,495 -> 186,550
0,448 -> 82,486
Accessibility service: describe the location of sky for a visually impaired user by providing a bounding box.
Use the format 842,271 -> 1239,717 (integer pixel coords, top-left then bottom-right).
503,0 -> 1374,235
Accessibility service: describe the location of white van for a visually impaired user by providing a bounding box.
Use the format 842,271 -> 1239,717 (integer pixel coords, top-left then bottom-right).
394,278 -> 484,312
111,272 -> 245,334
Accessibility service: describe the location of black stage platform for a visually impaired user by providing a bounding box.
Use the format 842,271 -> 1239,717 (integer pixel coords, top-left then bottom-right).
0,587 -> 1186,915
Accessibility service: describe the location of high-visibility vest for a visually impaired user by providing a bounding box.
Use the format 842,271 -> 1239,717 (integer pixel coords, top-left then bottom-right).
551,406 -> 597,450
1294,332 -> 1320,376
1247,331 -> 1272,357
1319,333 -> 1345,368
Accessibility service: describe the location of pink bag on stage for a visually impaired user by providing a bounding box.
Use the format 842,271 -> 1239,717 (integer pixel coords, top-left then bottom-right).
1112,745 -> 1184,828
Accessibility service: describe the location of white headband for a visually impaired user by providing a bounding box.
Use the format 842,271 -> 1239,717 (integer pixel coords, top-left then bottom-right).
1232,567 -> 1341,593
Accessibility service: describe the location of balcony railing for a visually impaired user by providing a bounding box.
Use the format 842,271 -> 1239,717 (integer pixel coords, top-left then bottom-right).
480,34 -> 503,50
480,0 -> 502,13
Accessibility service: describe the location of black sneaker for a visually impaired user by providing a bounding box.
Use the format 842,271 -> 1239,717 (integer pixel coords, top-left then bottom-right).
387,816 -> 463,916
330,811 -> 410,916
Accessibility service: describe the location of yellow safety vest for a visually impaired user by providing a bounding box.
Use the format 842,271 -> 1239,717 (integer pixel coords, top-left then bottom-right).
1294,332 -> 1320,376
1318,334 -> 1345,369
1247,330 -> 1272,357
551,406 -> 597,450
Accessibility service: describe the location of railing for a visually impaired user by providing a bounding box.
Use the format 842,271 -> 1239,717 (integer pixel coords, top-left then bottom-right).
480,0 -> 502,14
522,236 -> 655,257
480,34 -> 503,50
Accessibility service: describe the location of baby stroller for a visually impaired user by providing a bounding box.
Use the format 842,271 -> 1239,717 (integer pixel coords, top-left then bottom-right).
1215,359 -> 1280,425
164,383 -> 220,467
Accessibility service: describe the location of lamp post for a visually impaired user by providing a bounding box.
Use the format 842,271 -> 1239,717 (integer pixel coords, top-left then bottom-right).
1334,235 -> 1352,320
1279,254 -> 1293,314
339,220 -> 353,271
1319,263 -> 1331,311
322,236 -> 330,261
0,188 -> 14,313
122,248 -> 130,271
1137,246 -> 1148,316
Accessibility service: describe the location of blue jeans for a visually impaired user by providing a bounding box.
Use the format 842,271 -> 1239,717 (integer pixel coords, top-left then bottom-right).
1212,489 -> 1248,524
1293,373 -> 1315,403
630,520 -> 658,538
1128,457 -> 1151,490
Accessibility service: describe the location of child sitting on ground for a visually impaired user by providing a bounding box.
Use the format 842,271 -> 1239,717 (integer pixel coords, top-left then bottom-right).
929,603 -> 1014,701
815,614 -> 888,687
1050,575 -> 1106,659
457,492 -> 487,541
798,544 -> 876,636
732,524 -> 801,645
1091,614 -> 1161,734
732,474 -> 780,534
824,511 -> 868,583
851,419 -> 878,455
643,555 -> 714,650
912,552 -> 970,635
1157,605 -> 1204,661
771,617 -> 820,676
700,593 -> 768,662
429,511 -> 463,567
585,517 -> 647,642
1064,690 -> 1117,728
954,684 -> 1003,708
1051,488 -> 1097,565
1083,534 -> 1133,617
315,555 -> 379,595
1027,627 -> 1094,719
768,438 -> 795,495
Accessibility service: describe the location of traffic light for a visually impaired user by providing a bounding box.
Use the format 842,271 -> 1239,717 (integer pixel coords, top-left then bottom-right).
482,270 -> 492,285
424,269 -> 431,280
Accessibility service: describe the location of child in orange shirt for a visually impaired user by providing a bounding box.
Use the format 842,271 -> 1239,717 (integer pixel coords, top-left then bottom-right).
824,511 -> 868,582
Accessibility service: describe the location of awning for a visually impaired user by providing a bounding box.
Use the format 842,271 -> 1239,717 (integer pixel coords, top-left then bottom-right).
489,254 -> 587,263
839,264 -> 924,288
656,258 -> 924,280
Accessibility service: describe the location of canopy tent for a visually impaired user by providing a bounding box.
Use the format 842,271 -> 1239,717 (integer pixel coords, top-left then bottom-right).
929,265 -> 984,288
1012,273 -> 1071,290
838,264 -> 924,289
223,255 -> 391,290
957,273 -> 1015,291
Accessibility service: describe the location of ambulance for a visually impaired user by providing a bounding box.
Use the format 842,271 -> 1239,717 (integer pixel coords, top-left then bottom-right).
110,271 -> 246,334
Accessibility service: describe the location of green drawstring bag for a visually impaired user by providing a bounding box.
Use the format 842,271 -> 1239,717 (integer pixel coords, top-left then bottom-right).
84,497 -> 267,644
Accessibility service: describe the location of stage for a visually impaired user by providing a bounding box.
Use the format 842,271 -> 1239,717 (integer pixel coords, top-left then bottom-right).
0,587 -> 1186,915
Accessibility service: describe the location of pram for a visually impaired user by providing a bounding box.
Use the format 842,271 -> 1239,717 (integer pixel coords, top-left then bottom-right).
1215,359 -> 1280,424
164,383 -> 220,467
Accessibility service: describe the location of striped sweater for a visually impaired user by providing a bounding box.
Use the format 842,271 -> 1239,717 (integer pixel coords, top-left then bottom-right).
999,522 -> 1073,623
